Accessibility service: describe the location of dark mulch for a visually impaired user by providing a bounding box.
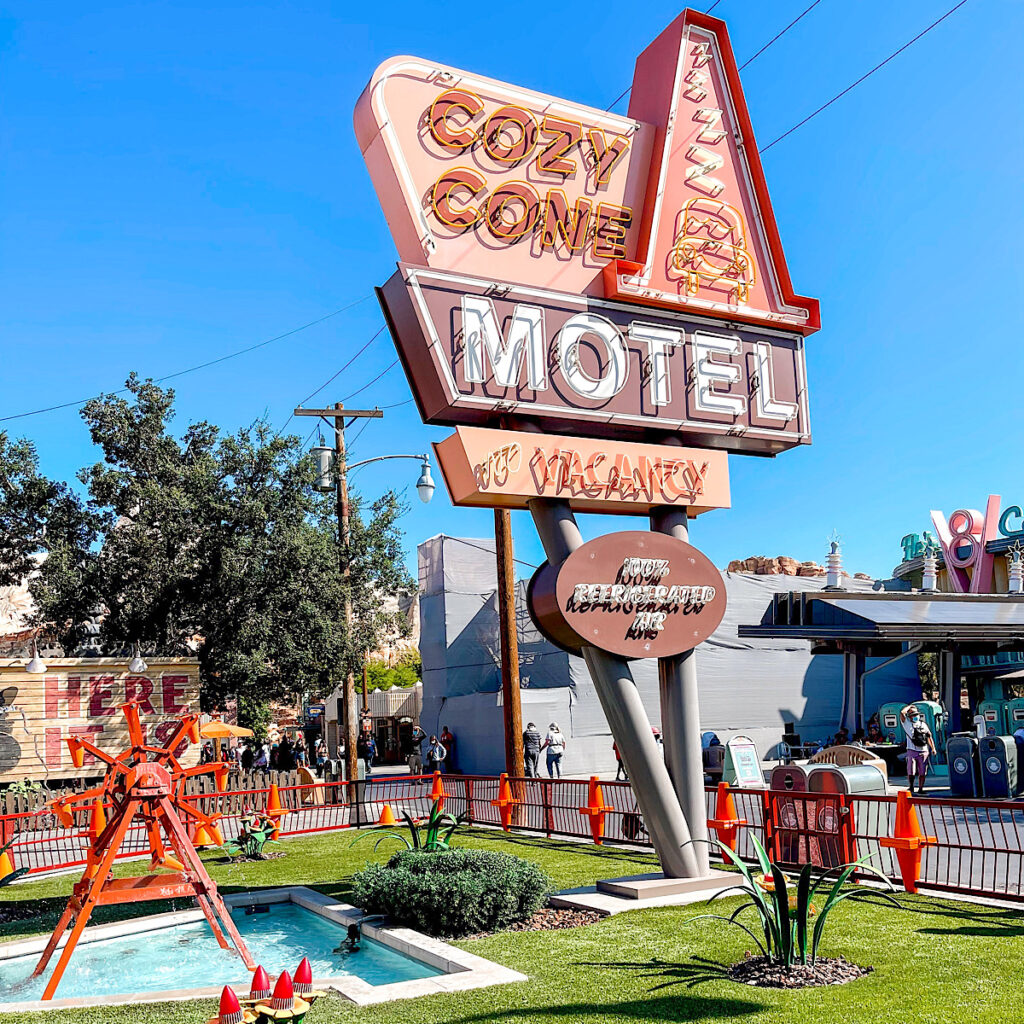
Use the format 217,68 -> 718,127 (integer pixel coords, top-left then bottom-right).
466,905 -> 603,939
730,955 -> 872,989
221,851 -> 286,863
0,901 -> 47,925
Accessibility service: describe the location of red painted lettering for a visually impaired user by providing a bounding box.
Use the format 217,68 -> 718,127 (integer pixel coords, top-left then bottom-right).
541,189 -> 591,252
587,128 -> 631,186
161,676 -> 189,715
536,116 -> 582,176
88,675 -> 117,717
428,88 -> 484,150
69,725 -> 104,764
124,675 -> 156,714
45,675 -> 81,718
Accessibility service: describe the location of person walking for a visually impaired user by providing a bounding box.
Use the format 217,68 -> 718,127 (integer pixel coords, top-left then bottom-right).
542,722 -> 566,778
900,704 -> 936,794
522,723 -> 542,778
356,731 -> 374,778
613,741 -> 627,781
425,734 -> 447,774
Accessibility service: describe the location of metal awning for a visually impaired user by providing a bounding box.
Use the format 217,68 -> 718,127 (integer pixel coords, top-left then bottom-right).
738,591 -> 1024,646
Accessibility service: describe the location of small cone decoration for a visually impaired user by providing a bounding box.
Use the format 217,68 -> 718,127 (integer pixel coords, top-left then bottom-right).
217,985 -> 244,1024
376,803 -> 396,826
249,966 -> 271,1002
294,957 -> 313,997
271,971 -> 294,1010
879,788 -> 936,894
89,798 -> 107,840
255,969 -> 311,1021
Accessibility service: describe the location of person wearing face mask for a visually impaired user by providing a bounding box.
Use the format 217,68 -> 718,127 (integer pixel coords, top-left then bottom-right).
900,704 -> 936,794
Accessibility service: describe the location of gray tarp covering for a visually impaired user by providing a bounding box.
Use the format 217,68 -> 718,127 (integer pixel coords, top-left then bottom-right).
418,536 -> 922,777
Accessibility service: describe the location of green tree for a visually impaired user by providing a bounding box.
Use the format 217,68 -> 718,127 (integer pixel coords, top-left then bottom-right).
28,375 -> 414,729
0,432 -> 96,641
365,649 -> 422,692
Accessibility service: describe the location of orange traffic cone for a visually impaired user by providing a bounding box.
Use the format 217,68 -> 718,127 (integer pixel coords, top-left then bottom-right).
707,781 -> 748,863
879,789 -> 936,894
429,772 -> 449,812
578,776 -> 607,845
0,846 -> 15,882
490,773 -> 518,830
377,804 -> 397,826
266,783 -> 288,840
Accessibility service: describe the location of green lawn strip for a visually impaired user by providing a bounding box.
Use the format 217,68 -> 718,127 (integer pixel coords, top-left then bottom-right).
1,828 -> 1022,1023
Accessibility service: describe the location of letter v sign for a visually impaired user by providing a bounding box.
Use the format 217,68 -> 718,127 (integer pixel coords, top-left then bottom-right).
602,9 -> 820,335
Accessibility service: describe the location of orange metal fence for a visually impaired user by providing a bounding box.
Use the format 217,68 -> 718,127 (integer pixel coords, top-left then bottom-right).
4,774 -> 1024,903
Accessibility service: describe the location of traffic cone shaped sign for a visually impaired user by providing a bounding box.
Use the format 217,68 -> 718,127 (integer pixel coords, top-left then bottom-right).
377,804 -> 397,826
270,970 -> 294,1010
249,965 -> 271,1001
707,782 -> 748,863
217,985 -> 244,1024
294,957 -> 313,996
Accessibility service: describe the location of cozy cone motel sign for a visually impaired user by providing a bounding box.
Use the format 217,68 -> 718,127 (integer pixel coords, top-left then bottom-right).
356,9 -> 818,876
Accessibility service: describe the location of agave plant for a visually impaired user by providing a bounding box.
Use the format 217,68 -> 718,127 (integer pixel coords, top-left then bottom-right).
692,834 -> 899,969
353,798 -> 467,853
222,813 -> 279,860
0,835 -> 29,888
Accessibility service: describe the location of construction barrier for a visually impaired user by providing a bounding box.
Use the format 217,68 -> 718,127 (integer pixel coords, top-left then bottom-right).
4,774 -> 1024,903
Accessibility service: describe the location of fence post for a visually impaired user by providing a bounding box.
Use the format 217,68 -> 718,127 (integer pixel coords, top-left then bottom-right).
762,788 -> 776,862
466,779 -> 475,824
542,780 -> 553,838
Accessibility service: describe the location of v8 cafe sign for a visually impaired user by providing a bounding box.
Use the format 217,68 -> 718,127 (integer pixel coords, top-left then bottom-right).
356,9 -> 817,460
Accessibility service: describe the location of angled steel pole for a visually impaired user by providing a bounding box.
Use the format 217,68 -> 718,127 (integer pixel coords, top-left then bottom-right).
528,498 -> 701,878
650,506 -> 710,875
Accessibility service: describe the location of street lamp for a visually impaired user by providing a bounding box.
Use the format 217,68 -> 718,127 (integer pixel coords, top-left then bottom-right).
345,453 -> 435,504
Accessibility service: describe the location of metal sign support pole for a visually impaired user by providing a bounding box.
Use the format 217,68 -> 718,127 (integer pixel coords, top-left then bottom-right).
528,497 -> 701,878
650,506 -> 710,875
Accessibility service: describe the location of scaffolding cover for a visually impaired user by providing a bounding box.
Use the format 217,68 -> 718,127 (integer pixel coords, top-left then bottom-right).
417,536 -> 921,775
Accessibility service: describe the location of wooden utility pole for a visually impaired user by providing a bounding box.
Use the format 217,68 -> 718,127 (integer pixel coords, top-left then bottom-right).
294,404 -> 382,786
494,508 -> 524,777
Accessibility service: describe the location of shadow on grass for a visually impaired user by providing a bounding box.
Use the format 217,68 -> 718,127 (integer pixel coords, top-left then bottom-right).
445,991 -> 764,1023
575,955 -> 736,992
465,830 -> 658,865
892,892 -> 1024,937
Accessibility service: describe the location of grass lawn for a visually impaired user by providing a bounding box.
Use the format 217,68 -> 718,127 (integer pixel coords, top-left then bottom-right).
1,827 -> 1020,1023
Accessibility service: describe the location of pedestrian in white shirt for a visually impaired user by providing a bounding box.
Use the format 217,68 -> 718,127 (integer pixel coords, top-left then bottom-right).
542,723 -> 566,778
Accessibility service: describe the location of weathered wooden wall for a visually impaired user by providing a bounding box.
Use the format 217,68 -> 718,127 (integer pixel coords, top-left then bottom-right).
0,658 -> 201,783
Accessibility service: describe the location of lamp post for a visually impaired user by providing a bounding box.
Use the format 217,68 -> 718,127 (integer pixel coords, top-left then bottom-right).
295,403 -> 433,786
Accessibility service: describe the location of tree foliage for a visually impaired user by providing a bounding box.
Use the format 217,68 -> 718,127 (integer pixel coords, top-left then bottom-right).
365,649 -> 421,692
13,375 -> 413,727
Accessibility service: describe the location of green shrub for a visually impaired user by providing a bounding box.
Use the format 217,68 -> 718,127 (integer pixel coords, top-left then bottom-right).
351,847 -> 551,937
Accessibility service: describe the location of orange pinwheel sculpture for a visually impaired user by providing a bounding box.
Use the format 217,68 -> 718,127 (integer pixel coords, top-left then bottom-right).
31,701 -> 255,1000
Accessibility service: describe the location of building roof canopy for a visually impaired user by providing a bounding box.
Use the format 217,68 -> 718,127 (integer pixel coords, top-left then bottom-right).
738,591 -> 1024,651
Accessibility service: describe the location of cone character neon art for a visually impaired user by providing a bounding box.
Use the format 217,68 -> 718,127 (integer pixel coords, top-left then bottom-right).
29,702 -> 255,1000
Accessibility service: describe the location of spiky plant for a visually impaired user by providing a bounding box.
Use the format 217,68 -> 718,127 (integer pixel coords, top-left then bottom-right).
691,834 -> 899,969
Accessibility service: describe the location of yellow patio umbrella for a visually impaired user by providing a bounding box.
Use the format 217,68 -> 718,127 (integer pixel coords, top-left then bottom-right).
200,720 -> 254,760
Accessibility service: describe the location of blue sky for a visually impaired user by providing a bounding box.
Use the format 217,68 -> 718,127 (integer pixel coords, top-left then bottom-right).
2,1 -> 1022,582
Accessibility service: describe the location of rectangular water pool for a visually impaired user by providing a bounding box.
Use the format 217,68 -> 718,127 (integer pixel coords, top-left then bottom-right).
0,901 -> 441,1004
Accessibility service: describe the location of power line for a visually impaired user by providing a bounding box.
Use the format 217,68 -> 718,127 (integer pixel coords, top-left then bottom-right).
0,294 -> 374,425
760,0 -> 970,153
739,0 -> 823,70
337,359 -> 399,404
704,0 -> 724,11
278,325 -> 386,436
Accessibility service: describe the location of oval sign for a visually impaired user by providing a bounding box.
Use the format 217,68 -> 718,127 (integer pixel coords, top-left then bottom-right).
529,531 -> 726,659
